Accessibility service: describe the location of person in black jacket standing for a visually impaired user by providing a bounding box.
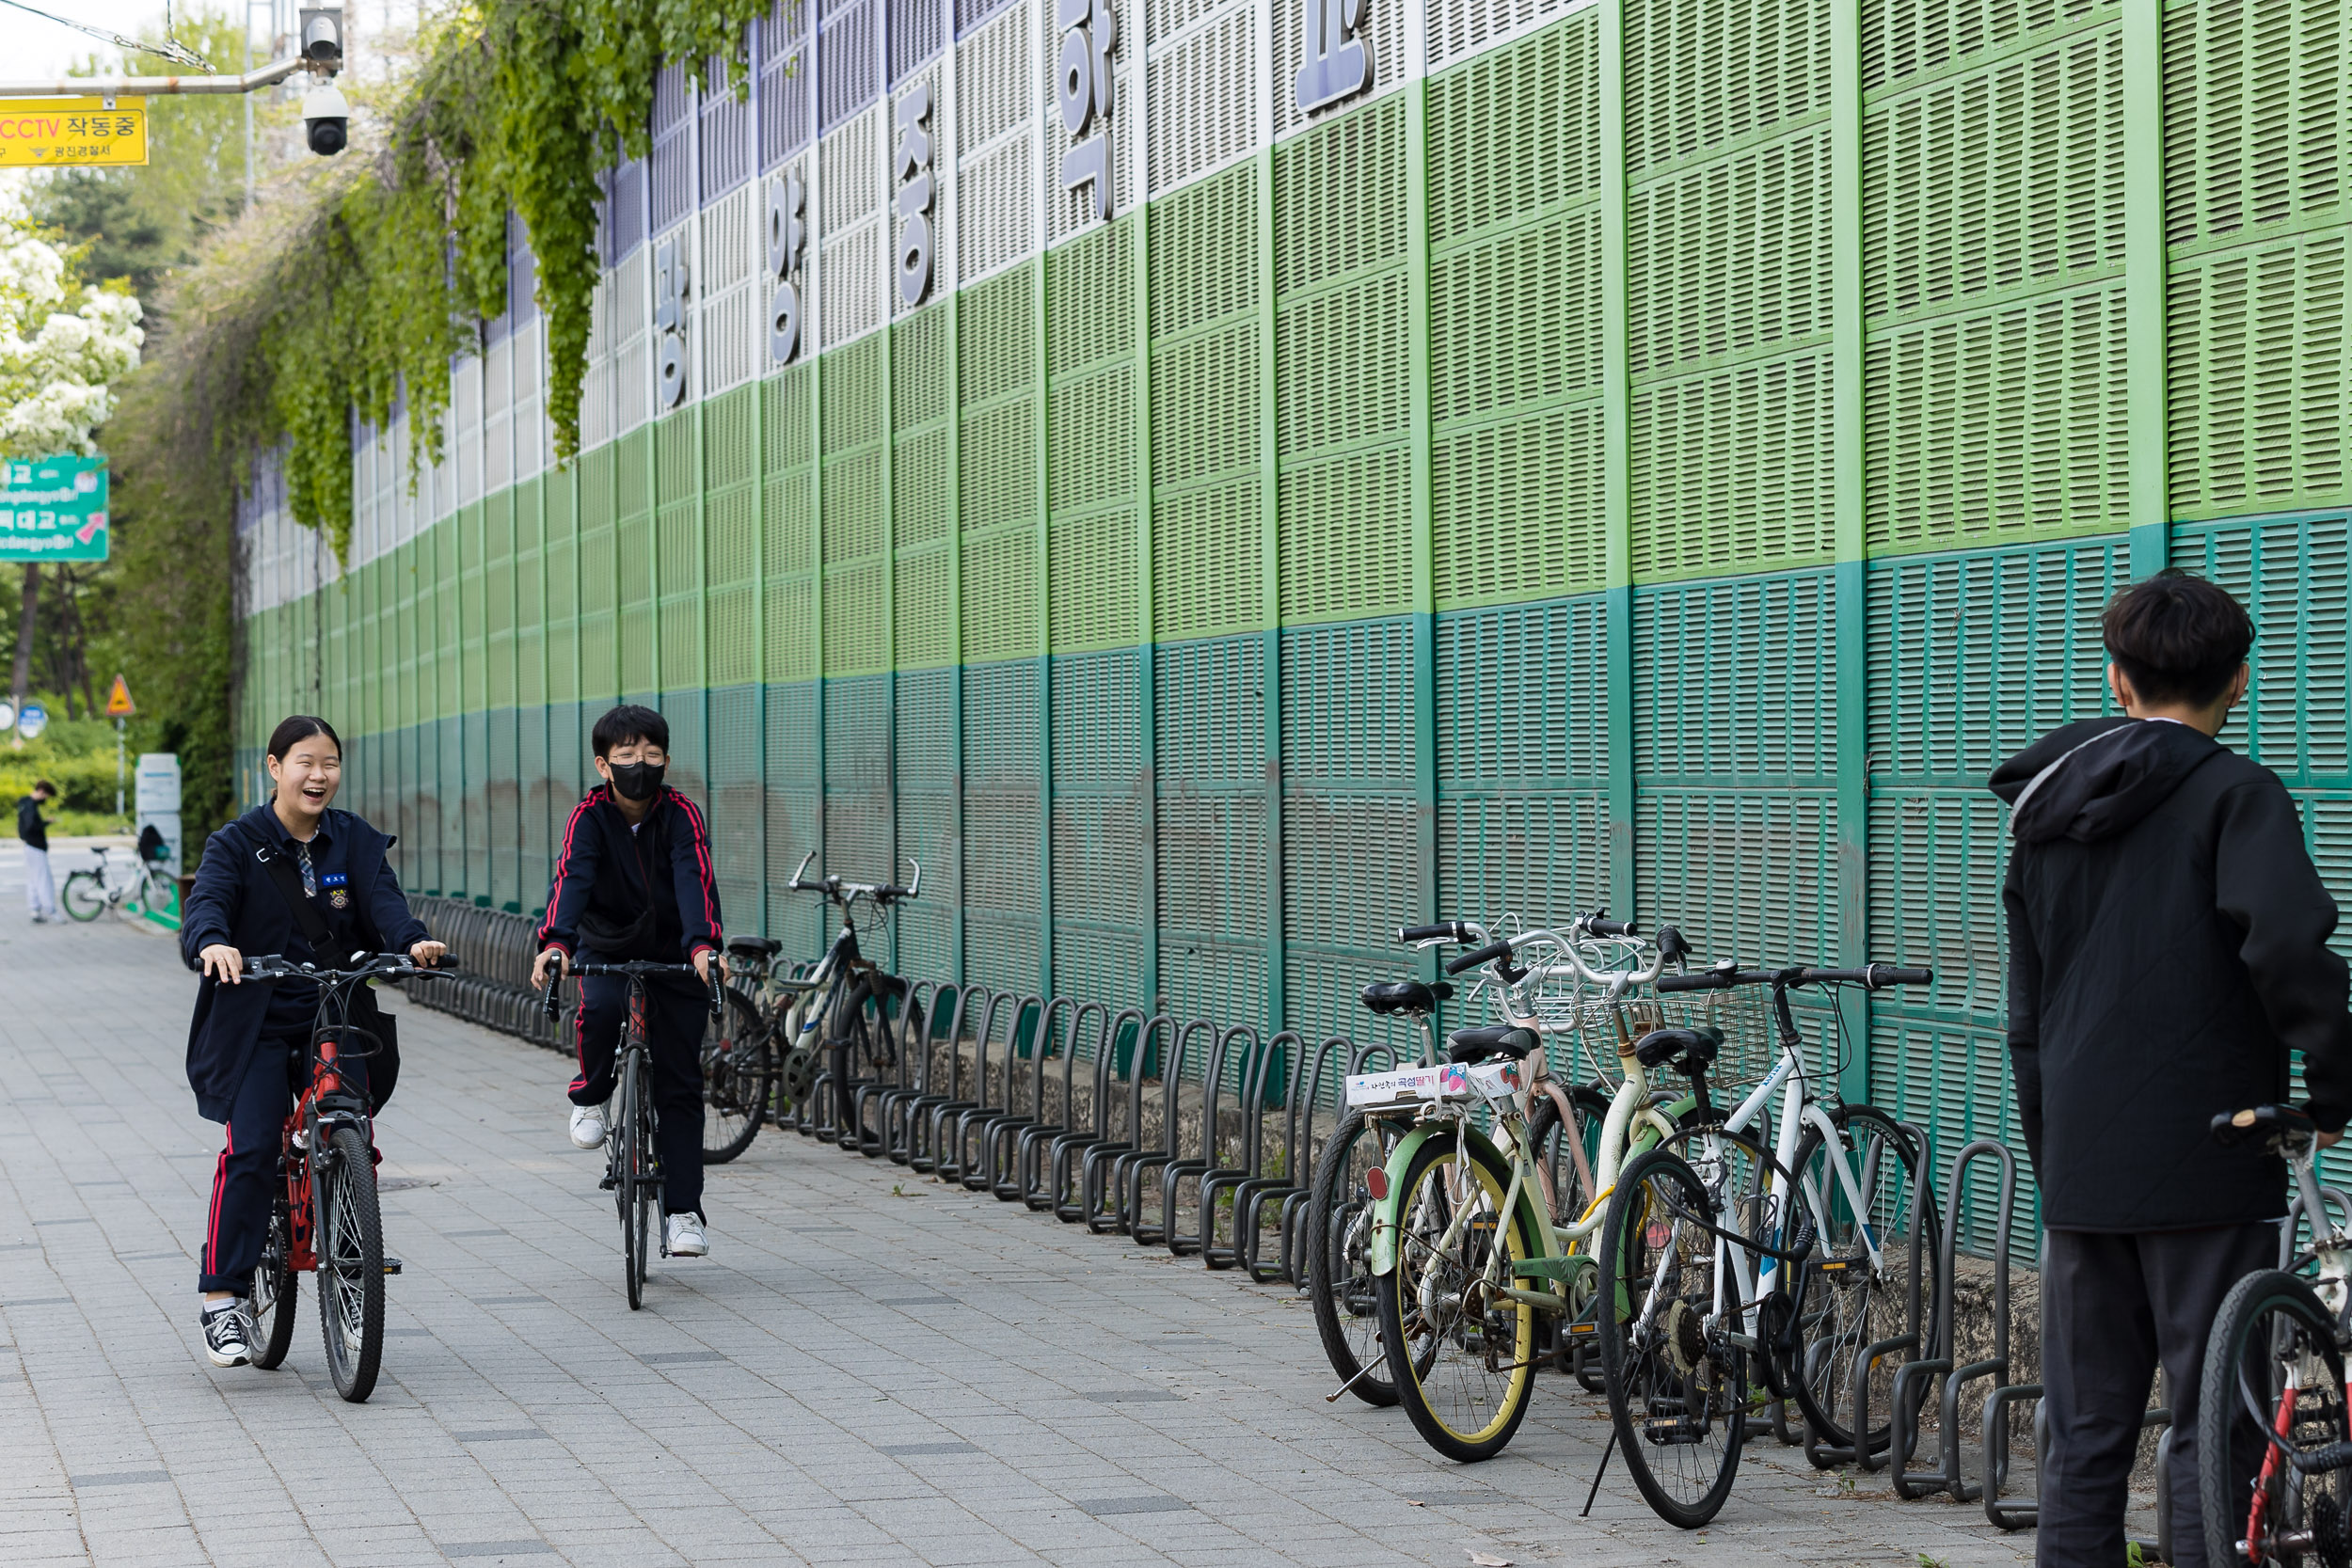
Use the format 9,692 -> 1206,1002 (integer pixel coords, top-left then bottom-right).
1992,572 -> 2352,1568
179,716 -> 444,1370
16,777 -> 57,923
530,705 -> 725,1260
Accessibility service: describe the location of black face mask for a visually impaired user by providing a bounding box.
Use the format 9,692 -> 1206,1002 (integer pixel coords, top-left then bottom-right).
608,760 -> 665,801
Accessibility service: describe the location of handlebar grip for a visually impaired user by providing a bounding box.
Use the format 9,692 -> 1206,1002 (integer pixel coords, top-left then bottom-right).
1446,940 -> 1515,976
1397,922 -> 1469,944
1587,917 -> 1638,939
543,976 -> 562,1020
1873,965 -> 1932,987
1655,971 -> 1726,993
708,977 -> 726,1020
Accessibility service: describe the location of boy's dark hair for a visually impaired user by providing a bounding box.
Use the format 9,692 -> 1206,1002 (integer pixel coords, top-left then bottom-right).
266,716 -> 341,761
592,704 -> 669,759
2102,571 -> 2255,707
31,779 -> 54,798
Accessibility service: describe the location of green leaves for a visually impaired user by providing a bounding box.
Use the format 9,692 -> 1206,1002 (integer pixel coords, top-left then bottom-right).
238,0 -> 774,541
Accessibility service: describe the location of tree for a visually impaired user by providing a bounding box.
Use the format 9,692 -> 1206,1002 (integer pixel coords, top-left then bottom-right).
0,222 -> 144,706
32,173 -> 178,304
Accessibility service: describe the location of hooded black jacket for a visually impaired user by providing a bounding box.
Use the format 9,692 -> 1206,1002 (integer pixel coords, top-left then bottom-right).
1993,717 -> 2352,1230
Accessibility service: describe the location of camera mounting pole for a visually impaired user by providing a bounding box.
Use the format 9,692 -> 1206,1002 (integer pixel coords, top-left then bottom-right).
0,56 -> 305,97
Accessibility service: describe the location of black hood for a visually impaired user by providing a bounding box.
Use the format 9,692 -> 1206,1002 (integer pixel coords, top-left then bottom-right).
1989,717 -> 2225,845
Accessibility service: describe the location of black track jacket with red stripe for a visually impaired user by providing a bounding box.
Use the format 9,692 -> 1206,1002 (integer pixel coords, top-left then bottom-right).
536,784 -> 723,964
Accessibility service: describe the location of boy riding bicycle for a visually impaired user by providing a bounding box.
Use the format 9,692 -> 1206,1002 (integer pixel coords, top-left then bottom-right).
532,705 -> 726,1259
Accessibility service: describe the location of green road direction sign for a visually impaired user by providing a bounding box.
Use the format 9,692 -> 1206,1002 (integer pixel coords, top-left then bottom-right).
0,455 -> 107,562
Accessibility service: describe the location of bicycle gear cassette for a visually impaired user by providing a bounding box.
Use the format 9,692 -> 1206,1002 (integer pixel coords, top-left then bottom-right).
1658,1297 -> 1708,1380
2314,1491 -> 2352,1568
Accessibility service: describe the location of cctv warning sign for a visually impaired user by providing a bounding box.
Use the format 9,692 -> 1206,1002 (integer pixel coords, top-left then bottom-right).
0,98 -> 148,167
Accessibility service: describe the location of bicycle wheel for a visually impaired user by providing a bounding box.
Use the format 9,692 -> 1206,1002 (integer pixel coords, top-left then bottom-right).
1784,1105 -> 1938,1452
619,1048 -> 649,1309
1307,1108 -> 1406,1407
1596,1146 -> 1745,1528
316,1125 -> 385,1402
1376,1128 -> 1540,1463
701,988 -> 772,1164
250,1195 -> 299,1370
2201,1269 -> 2352,1568
59,872 -> 103,922
1526,1086 -> 1610,1232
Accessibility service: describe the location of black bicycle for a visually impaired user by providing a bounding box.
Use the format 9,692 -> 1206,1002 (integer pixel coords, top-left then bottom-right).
242,950 -> 454,1401
777,851 -> 919,1154
544,960 -> 724,1309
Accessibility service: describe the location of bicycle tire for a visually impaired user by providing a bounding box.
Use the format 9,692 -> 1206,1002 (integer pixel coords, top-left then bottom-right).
621,1048 -> 649,1310
1784,1104 -> 1938,1452
2200,1268 -> 2352,1568
1306,1108 -> 1406,1407
250,1196 -> 299,1370
1377,1128 -> 1540,1463
701,988 -> 773,1164
1596,1146 -> 1744,1527
317,1126 -> 385,1402
58,872 -> 103,922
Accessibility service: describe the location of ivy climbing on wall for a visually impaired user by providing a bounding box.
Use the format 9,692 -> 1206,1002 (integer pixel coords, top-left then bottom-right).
229,0 -> 777,556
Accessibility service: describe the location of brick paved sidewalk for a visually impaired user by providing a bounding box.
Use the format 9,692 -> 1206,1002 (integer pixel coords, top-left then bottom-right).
0,913 -> 2041,1567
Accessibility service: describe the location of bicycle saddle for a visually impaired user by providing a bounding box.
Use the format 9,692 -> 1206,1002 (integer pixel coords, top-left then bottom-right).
1446,1024 -> 1539,1065
1634,1025 -> 1722,1074
2212,1103 -> 2316,1148
727,936 -> 784,958
1359,979 -> 1454,1016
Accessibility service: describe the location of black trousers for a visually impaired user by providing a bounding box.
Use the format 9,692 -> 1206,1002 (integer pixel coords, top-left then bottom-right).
2039,1222 -> 2279,1568
568,970 -> 707,1216
199,1033 -> 373,1294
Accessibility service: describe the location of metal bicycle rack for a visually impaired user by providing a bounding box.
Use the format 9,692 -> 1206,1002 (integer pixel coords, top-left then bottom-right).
845,977 -> 914,1157
1018,1000 -> 1112,1210
1241,1035 -> 1358,1284
1804,1118 -> 1943,1471
883,982 -> 968,1164
1062,1008 -> 1153,1225
903,984 -> 986,1170
1166,1024 -> 1261,1258
1082,1013 -> 1174,1232
1120,1020 -> 1212,1244
1891,1138 -> 2017,1500
977,996 -> 1057,1198
953,995 -> 1036,1190
931,990 -> 1015,1184
1207,1030 -> 1305,1272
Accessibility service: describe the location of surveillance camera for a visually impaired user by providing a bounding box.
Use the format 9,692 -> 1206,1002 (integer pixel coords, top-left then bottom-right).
302,84 -> 349,156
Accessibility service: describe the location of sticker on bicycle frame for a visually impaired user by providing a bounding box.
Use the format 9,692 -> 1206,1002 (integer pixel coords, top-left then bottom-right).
1344,1065 -> 1442,1106
1466,1059 -> 1523,1102
1438,1064 -> 1471,1098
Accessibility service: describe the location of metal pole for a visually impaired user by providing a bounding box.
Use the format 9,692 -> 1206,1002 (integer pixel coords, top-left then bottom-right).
115,714 -> 124,820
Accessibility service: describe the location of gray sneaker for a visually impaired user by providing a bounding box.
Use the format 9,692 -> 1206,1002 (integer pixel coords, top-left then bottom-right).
201,1298 -> 254,1368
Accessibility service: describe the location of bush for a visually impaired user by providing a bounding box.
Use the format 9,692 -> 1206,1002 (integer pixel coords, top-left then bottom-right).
0,711 -> 137,835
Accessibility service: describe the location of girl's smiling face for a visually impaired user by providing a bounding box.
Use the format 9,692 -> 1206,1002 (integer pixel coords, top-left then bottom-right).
267,734 -> 342,826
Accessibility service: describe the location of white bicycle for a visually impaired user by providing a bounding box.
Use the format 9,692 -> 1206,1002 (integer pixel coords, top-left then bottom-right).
60,844 -> 175,924
1594,959 -> 1940,1527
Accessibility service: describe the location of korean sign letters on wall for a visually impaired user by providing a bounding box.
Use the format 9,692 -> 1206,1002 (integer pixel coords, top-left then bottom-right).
897,85 -> 936,308
1057,0 -> 1117,220
654,236 -> 691,407
770,170 -> 809,363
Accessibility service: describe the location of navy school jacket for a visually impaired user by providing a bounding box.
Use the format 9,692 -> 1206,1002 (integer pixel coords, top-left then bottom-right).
179,805 -> 429,1122
534,784 -> 723,964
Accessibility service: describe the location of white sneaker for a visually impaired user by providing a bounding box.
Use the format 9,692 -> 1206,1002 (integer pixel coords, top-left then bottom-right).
664,1212 -> 708,1258
568,1103 -> 609,1149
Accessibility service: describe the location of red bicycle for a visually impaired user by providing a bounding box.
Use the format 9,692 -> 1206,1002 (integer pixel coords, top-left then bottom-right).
243,951 -> 452,1402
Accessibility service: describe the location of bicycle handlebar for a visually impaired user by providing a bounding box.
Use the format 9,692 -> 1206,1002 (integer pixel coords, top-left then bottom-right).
244,952 -> 460,984
1397,920 -> 1482,944
1441,912 -> 1666,990
785,849 -> 922,904
1655,961 -> 1933,993
551,959 -> 725,1021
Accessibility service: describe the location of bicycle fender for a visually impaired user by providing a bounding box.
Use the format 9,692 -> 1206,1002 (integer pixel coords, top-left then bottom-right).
1367,1123 -> 1549,1278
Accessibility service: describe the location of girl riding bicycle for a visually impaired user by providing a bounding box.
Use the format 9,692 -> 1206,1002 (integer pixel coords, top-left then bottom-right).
179,715 -> 445,1370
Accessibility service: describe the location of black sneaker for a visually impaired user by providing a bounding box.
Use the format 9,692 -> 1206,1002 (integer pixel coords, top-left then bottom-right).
201,1298 -> 254,1368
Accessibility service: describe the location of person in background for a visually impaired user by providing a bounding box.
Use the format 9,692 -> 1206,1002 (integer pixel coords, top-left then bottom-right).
16,778 -> 57,923
1991,571 -> 2352,1568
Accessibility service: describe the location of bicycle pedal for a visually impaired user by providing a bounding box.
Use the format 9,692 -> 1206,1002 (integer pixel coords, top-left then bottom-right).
381,1256 -> 403,1275
598,1175 -> 618,1191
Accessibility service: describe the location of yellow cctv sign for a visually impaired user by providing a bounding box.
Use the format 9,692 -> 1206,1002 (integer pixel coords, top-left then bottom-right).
0,98 -> 148,167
